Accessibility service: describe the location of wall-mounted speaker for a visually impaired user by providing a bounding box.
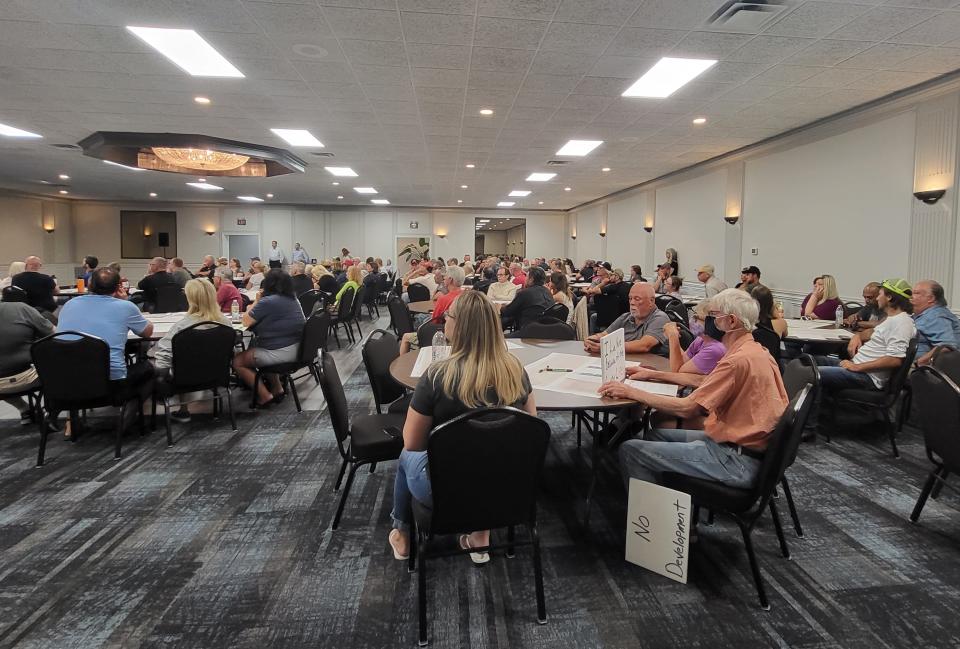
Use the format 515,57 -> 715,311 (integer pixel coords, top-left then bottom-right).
158,232 -> 170,247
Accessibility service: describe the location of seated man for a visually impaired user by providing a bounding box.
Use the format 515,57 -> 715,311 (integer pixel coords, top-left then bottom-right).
584,282 -> 669,356
81,255 -> 99,284
509,262 -> 527,287
168,257 -> 192,288
429,266 -> 464,325
499,266 -> 553,331
651,263 -> 674,294
696,264 -> 727,297
844,281 -> 884,331
195,255 -> 217,281
136,256 -> 177,311
214,270 -> 243,313
289,261 -> 314,296
12,256 -> 58,319
911,279 -> 960,365
598,288 -> 788,492
810,279 -> 916,435
737,265 -> 761,291
488,266 -> 518,302
0,295 -> 55,424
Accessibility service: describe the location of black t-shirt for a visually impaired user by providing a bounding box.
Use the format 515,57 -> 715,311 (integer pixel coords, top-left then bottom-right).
500,284 -> 554,329
579,266 -> 594,281
137,271 -> 177,305
291,274 -> 314,296
11,271 -> 57,312
410,365 -> 533,426
317,275 -> 338,294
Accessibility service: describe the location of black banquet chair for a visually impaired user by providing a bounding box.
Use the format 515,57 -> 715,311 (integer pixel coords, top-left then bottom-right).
361,329 -> 411,415
349,286 -> 366,340
417,321 -> 444,348
541,302 -> 569,323
317,352 -> 404,530
388,297 -> 415,338
661,385 -> 813,610
779,355 -> 821,539
592,293 -> 623,331
407,283 -> 431,303
408,407 -> 552,645
32,332 -> 149,465
328,287 -> 355,348
908,366 -> 960,523
152,284 -> 188,313
250,311 -> 329,412
298,289 -> 322,317
153,321 -> 238,445
516,317 -> 576,340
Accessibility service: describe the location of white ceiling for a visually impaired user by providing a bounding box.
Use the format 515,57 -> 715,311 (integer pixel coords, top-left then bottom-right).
475,216 -> 524,231
1,0 -> 959,209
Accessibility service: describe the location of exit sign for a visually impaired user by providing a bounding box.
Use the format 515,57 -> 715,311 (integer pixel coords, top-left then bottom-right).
237,218 -> 246,225
409,221 -> 419,229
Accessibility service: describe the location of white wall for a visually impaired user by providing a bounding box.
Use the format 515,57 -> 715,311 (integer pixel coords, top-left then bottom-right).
606,192 -> 652,273
481,230 -> 507,254
571,205 -> 603,264
655,169 -> 727,281
742,112 -> 916,296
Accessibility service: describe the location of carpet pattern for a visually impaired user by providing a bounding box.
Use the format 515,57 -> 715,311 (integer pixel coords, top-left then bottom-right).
1,318 -> 959,649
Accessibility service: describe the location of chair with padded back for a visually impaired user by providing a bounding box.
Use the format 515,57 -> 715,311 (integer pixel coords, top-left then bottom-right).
843,301 -> 864,318
362,329 -> 411,415
377,273 -> 392,305
250,312 -> 328,412
298,289 -> 321,318
417,321 -> 444,348
153,284 -> 188,313
780,355 -> 820,539
592,293 -> 623,331
661,385 -> 813,610
348,286 -> 366,341
541,302 -> 568,323
407,283 -> 431,304
363,281 -> 380,319
826,337 -> 917,457
656,296 -> 688,325
932,346 -> 960,384
517,317 -> 576,341
328,287 -> 355,348
908,365 -> 960,522
409,407 -> 551,645
2,285 -> 27,303
31,331 -> 147,465
388,297 -> 415,338
153,321 -> 237,444
753,323 -> 782,366
317,351 -> 404,530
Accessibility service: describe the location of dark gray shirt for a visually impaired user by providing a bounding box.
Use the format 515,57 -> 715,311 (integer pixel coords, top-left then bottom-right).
604,308 -> 671,357
0,302 -> 55,375
248,294 -> 305,350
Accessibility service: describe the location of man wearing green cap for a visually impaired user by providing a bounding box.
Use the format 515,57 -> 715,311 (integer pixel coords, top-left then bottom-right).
806,279 -> 916,436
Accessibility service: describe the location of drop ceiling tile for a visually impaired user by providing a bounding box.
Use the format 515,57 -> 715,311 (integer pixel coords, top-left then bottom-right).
244,1 -> 333,35
588,55 -> 655,79
539,22 -> 619,55
521,73 -> 582,94
467,69 -> 525,90
784,39 -> 872,66
319,0 -> 396,8
475,16 -> 548,49
702,61 -> 769,84
747,64 -> 827,85
293,61 -> 357,83
322,7 -> 403,41
339,39 -> 407,66
406,43 -> 469,69
309,81 -> 367,98
562,94 -> 616,110
553,0 -> 638,25
399,0 -> 477,13
283,38 -> 347,63
401,12 -> 474,45
836,42 -> 930,68
720,82 -> 780,101
847,68 -> 939,89
201,31 -> 285,59
415,86 -> 466,102
477,0 -> 560,20
572,75 -> 630,96
828,6 -> 940,40
606,27 -> 686,58
171,0 -> 262,32
669,31 -> 755,59
891,46 -> 960,71
413,67 -> 468,88
725,35 -> 815,63
514,90 -> 569,107
529,50 -> 597,75
798,66 -> 871,87
228,57 -> 303,80
765,2 -> 873,38
354,64 -> 410,84
888,9 -> 960,43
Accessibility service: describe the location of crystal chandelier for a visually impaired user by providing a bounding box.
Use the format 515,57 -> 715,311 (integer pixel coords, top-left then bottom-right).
151,147 -> 250,171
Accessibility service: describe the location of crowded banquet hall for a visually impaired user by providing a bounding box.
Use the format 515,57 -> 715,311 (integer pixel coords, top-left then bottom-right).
3,1 -> 960,647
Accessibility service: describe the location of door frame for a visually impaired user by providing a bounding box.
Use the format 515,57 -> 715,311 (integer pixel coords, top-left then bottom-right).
221,232 -> 261,263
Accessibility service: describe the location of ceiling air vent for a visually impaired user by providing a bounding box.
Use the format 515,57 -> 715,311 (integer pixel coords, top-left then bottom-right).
705,1 -> 794,32
50,143 -> 82,151
310,151 -> 335,157
545,160 -> 568,166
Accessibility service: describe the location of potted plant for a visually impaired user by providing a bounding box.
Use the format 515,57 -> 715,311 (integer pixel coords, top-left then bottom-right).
398,237 -> 430,263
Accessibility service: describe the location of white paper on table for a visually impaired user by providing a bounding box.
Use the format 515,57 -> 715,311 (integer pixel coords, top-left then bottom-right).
410,347 -> 448,378
601,328 -> 626,384
505,340 -> 523,350
525,352 -> 606,397
624,379 -> 680,397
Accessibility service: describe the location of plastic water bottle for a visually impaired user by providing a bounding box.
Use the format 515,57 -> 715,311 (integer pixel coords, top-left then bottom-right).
231,299 -> 241,324
835,304 -> 844,328
431,329 -> 446,362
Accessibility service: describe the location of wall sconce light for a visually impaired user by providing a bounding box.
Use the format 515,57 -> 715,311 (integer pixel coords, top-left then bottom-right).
438,233 -> 447,239
599,231 -> 606,237
43,225 -> 55,234
571,234 -> 577,240
143,229 -> 151,237
205,229 -> 216,236
643,226 -> 653,233
914,189 -> 946,204
724,215 -> 740,225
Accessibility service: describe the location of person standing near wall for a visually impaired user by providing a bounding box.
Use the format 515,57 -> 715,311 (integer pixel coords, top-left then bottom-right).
267,241 -> 285,270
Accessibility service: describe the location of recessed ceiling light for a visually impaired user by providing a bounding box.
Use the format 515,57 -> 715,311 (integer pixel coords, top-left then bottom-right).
479,219 -> 490,223
479,108 -> 494,116
194,96 -> 211,104
526,172 -> 556,182
332,181 -> 340,186
58,173 -> 70,180
497,201 -> 514,207
149,192 -> 157,197
337,195 -> 344,200
58,190 -> 68,195
126,26 -> 244,77
693,117 -> 707,125
538,201 -> 544,205
103,160 -> 144,171
460,185 -> 468,189
354,187 -> 377,194
601,167 -> 611,172
0,122 -> 41,138
325,166 -> 357,177
508,190 -> 531,197
238,195 -> 263,202
457,199 -> 463,203
556,140 -> 603,156
270,128 -> 323,147
186,182 -> 223,191
266,193 -> 274,198
371,198 -> 390,205
465,163 -> 475,168
622,57 -> 717,98
564,187 -> 571,191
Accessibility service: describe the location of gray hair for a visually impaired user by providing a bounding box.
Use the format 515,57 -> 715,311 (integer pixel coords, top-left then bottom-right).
712,287 -> 759,332
291,261 -> 305,275
220,268 -> 234,282
447,265 -> 465,287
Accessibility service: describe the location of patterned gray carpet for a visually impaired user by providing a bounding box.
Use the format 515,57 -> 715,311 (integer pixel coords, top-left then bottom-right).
1,320 -> 958,648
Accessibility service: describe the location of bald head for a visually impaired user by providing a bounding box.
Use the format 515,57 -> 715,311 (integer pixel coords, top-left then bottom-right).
24,256 -> 42,271
628,282 -> 656,320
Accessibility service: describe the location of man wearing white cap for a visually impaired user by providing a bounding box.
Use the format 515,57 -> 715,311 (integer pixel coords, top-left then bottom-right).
697,264 -> 728,298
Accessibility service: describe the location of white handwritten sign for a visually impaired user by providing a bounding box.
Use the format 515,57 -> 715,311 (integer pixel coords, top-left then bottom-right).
625,479 -> 691,584
601,327 -> 626,384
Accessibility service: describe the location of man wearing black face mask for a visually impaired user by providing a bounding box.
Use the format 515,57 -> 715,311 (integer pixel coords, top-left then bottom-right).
599,288 -> 788,495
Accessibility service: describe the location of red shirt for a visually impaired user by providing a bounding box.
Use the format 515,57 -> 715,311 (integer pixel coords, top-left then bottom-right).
431,287 -> 462,324
512,272 -> 527,286
216,282 -> 243,313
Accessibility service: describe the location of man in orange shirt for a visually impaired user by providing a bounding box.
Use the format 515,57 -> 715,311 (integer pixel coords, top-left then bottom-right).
598,288 -> 788,490
430,265 -> 464,325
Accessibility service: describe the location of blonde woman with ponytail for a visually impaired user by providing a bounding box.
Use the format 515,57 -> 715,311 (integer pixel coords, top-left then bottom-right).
387,290 -> 537,564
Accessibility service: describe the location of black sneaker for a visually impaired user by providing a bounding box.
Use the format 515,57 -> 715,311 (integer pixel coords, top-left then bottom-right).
170,408 -> 191,423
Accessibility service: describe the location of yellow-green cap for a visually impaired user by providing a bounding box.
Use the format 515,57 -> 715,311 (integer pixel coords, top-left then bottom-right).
882,278 -> 912,299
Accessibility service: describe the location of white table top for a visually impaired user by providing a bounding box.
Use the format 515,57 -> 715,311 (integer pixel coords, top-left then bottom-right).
129,312 -> 246,340
784,318 -> 852,342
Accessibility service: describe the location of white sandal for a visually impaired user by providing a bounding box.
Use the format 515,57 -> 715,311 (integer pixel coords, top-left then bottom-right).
459,534 -> 490,565
388,529 -> 409,560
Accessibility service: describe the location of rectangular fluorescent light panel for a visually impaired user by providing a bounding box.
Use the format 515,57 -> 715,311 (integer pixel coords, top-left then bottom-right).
497,201 -> 515,207
325,166 -> 357,177
526,172 -> 556,182
354,187 -> 377,194
0,122 -> 41,138
371,199 -> 390,205
622,57 -> 717,98
508,190 -> 531,197
237,195 -> 263,202
104,160 -> 145,171
556,140 -> 603,156
126,27 -> 244,77
478,219 -> 490,223
270,128 -> 323,147
186,182 -> 223,191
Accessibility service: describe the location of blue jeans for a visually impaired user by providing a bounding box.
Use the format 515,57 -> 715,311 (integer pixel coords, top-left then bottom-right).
618,428 -> 760,491
391,449 -> 433,531
808,356 -> 878,432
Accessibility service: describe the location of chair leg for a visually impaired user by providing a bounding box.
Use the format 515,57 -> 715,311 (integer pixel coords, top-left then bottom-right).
885,411 -> 900,458
769,499 -> 790,559
114,402 -> 126,460
225,386 -> 237,431
407,518 -> 417,573
331,463 -> 358,530
163,397 -> 173,447
286,374 -> 302,413
37,409 -> 50,467
250,371 -> 262,409
369,462 -> 377,474
780,475 -> 804,538
531,523 -> 547,624
151,394 -> 157,430
931,470 -> 948,500
417,528 -> 429,647
911,467 -> 944,522
506,525 -> 516,558
738,521 -> 770,610
333,455 -> 349,492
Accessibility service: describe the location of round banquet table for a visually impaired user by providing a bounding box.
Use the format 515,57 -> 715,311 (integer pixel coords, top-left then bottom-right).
408,300 -> 435,314
389,338 -> 671,411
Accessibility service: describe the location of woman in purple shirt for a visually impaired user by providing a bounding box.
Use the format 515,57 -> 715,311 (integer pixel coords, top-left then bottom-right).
801,274 -> 842,320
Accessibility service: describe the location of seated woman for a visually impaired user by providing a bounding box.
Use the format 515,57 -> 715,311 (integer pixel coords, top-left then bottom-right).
801,274 -> 842,320
751,284 -> 788,338
626,301 -> 725,389
229,258 -> 246,280
154,278 -> 231,422
546,271 -> 574,324
245,261 -> 266,291
388,290 -> 537,564
0,261 -> 25,290
233,270 -> 305,407
312,262 -> 339,297
332,264 -> 361,307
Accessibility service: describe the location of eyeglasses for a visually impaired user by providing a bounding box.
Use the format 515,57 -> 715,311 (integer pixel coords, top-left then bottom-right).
446,311 -> 457,320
